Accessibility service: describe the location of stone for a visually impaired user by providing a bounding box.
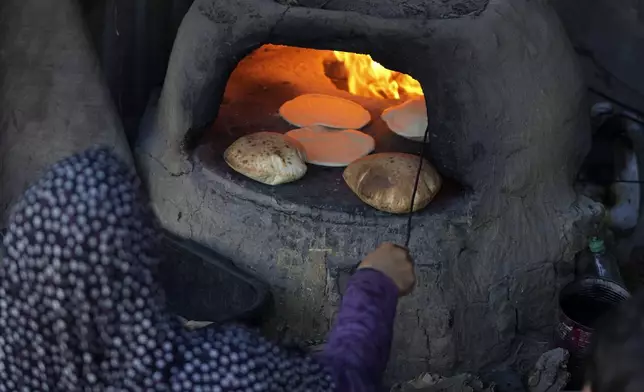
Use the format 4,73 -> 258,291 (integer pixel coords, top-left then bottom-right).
527,348 -> 570,392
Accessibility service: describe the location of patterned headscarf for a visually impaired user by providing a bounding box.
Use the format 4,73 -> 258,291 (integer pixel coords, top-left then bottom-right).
0,148 -> 334,391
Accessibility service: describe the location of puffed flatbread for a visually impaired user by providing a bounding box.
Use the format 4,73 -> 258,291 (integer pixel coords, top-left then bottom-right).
381,98 -> 428,142
343,152 -> 442,213
224,132 -> 307,185
285,126 -> 375,167
279,94 -> 371,129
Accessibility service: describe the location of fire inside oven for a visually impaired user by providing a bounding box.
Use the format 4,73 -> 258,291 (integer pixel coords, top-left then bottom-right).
200,44 -> 443,215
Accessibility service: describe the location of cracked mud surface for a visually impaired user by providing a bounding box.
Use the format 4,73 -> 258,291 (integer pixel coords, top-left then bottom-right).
274,0 -> 489,19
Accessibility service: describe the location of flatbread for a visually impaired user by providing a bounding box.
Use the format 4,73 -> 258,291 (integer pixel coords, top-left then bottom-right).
381,98 -> 428,142
343,152 -> 442,213
279,94 -> 371,129
224,132 -> 307,185
285,126 -> 375,167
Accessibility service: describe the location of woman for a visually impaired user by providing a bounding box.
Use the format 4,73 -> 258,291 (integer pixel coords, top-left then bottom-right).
0,148 -> 415,391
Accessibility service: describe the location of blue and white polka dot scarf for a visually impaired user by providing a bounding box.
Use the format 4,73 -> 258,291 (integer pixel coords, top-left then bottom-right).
0,148 -> 333,391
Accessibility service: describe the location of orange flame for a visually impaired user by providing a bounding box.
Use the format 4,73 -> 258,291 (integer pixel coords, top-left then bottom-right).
333,51 -> 424,100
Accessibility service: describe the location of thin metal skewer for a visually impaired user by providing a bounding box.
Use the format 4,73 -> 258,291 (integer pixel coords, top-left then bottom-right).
404,124 -> 431,248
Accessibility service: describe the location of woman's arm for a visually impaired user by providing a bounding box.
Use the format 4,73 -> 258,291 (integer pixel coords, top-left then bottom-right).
317,243 -> 415,391
319,268 -> 399,390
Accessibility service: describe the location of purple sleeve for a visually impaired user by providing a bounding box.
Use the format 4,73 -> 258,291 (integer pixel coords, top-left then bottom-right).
318,268 -> 399,391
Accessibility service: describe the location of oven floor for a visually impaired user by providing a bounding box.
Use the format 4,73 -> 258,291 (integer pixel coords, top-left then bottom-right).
199,45 -> 461,215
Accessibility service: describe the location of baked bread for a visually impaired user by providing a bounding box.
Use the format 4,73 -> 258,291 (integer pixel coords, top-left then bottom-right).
343,152 -> 442,213
279,94 -> 370,129
285,126 -> 374,167
224,132 -> 307,185
381,98 -> 427,142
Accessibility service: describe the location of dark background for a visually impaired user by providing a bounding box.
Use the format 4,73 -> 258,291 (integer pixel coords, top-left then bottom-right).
78,0 -> 194,141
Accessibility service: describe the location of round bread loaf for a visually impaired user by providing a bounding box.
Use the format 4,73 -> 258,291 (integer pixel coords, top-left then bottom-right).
224,132 -> 307,185
279,94 -> 370,129
381,98 -> 427,142
343,152 -> 442,213
285,126 -> 374,167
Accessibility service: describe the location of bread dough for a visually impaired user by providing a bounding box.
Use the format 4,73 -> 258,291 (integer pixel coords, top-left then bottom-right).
381,98 -> 428,142
224,132 -> 307,185
343,152 -> 442,213
285,126 -> 375,167
279,94 -> 371,129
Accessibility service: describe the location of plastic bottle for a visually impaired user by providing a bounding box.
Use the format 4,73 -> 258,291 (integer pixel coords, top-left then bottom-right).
577,237 -> 624,285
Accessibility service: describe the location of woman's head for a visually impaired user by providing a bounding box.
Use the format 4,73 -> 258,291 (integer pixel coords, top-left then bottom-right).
585,291 -> 644,392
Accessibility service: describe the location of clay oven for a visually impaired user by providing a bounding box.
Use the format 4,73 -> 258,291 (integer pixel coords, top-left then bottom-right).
137,0 -> 595,381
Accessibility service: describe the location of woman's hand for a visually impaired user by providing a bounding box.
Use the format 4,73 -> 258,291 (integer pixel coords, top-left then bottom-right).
358,242 -> 416,296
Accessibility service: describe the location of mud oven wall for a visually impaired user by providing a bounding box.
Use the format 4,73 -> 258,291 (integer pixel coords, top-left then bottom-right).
137,0 -> 596,380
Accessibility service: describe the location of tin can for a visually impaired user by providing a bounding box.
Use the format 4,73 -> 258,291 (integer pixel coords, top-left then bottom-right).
556,278 -> 630,389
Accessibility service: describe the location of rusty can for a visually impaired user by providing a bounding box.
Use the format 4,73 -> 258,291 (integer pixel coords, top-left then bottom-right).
556,277 -> 630,389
